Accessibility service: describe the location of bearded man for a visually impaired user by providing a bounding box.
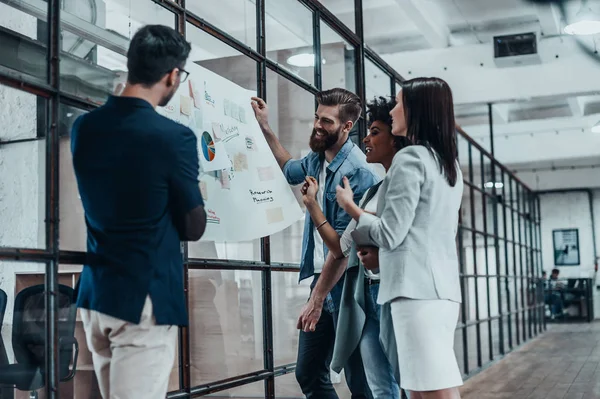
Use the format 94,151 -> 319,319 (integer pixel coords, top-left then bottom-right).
251,88 -> 379,399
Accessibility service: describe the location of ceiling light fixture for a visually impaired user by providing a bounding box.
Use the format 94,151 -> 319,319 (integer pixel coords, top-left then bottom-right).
564,5 -> 600,35
286,53 -> 326,67
592,120 -> 600,133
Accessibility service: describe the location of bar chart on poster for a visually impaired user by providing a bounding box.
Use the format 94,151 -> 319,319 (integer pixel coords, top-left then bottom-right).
157,63 -> 303,242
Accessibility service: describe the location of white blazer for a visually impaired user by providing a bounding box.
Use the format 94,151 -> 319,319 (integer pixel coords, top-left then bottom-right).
352,145 -> 463,305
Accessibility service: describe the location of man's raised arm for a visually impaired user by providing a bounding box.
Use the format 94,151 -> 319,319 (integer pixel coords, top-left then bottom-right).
251,97 -> 293,170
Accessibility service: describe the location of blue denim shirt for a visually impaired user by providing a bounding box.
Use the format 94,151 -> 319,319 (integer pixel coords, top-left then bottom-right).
283,138 -> 380,312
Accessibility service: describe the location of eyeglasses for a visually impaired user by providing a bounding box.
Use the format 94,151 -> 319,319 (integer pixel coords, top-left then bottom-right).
179,68 -> 190,83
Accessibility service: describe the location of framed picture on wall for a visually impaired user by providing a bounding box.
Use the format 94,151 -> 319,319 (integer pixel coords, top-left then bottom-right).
552,229 -> 580,266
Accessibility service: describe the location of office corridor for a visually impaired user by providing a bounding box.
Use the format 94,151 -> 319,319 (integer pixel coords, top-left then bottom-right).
460,323 -> 600,399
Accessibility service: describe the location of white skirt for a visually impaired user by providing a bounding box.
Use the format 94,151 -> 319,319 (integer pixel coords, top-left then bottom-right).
390,298 -> 463,392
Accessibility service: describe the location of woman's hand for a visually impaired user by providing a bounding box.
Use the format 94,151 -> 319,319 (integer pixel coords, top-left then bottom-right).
336,176 -> 354,211
357,246 -> 379,270
301,176 -> 319,206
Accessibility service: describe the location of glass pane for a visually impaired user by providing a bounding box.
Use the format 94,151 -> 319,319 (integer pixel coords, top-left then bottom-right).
265,70 -> 315,265
185,23 -> 261,261
319,0 -> 356,32
276,371 -> 304,397
395,81 -> 401,96
59,0 -> 176,104
365,57 -> 391,101
321,21 -> 356,92
0,2 -> 47,81
0,86 -> 46,249
266,0 -> 314,85
363,0 -> 417,56
189,269 -> 264,386
59,104 -> 88,251
454,328 -> 465,375
272,272 -> 310,366
0,261 -> 56,398
187,0 -> 257,49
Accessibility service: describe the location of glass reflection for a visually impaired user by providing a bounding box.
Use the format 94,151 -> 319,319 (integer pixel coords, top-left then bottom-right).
189,269 -> 264,386
265,0 -> 314,85
0,86 -> 46,249
321,21 -> 356,92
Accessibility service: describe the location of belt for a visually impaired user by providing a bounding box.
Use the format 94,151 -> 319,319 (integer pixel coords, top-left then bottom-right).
365,277 -> 380,285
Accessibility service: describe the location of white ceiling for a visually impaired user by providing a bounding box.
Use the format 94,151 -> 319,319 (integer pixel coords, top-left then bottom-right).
9,0 -> 600,189
358,0 -> 600,190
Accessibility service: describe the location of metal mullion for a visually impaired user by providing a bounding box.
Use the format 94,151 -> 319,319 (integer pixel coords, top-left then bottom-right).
45,0 -> 61,397
479,154 -> 493,362
174,5 -> 192,394
313,8 -> 322,91
490,163 -> 504,356
524,192 -> 533,339
537,196 -> 546,331
354,0 -> 366,145
501,172 -> 513,350
255,1 -> 275,397
188,369 -> 272,397
516,185 -> 526,343
468,144 -> 482,368
458,222 -> 469,374
509,179 -> 520,345
527,193 -> 537,336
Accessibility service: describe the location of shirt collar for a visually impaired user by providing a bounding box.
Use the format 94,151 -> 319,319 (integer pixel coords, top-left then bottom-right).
105,95 -> 154,109
327,138 -> 355,173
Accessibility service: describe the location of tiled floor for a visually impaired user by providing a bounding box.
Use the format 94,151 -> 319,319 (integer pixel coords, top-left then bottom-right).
460,322 -> 600,399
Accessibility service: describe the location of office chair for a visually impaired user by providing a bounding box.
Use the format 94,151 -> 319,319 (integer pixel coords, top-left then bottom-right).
0,284 -> 79,399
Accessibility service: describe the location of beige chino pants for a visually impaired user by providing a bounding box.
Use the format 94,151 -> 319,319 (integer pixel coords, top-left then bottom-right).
80,296 -> 178,399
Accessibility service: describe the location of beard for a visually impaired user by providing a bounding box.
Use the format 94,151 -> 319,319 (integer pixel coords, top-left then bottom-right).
158,84 -> 178,107
309,127 -> 341,153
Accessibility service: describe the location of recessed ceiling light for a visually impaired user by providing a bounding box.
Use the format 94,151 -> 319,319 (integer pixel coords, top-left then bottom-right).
564,19 -> 600,35
564,6 -> 600,35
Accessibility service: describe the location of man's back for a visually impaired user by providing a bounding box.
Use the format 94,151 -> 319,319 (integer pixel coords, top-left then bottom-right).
72,95 -> 203,326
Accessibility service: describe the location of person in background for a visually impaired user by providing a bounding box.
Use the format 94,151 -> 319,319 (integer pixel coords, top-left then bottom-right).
71,25 -> 206,399
546,268 -> 565,317
251,89 -> 379,398
336,77 -> 464,399
297,96 -> 409,399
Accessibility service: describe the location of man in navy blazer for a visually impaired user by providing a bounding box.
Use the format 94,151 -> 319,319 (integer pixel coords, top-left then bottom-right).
71,25 -> 206,399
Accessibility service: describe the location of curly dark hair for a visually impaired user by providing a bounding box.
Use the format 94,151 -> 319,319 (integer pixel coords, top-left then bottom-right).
366,96 -> 410,151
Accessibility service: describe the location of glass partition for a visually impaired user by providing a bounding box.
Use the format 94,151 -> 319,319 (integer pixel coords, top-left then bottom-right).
0,0 -> 544,397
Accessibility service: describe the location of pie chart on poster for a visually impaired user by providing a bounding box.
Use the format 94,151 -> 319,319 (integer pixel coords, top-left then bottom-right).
201,131 -> 216,161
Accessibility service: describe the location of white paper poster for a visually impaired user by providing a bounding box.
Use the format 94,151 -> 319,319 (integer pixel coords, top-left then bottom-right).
157,62 -> 304,242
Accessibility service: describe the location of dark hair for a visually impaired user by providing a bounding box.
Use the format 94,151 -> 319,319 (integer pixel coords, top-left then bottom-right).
401,77 -> 458,186
366,96 -> 409,151
316,88 -> 362,124
552,268 -> 560,275
127,25 -> 191,87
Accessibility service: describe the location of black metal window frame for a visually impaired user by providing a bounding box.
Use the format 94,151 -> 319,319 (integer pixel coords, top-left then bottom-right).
0,0 -> 544,398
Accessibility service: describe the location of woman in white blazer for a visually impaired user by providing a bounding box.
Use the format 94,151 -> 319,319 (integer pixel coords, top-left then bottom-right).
336,77 -> 463,399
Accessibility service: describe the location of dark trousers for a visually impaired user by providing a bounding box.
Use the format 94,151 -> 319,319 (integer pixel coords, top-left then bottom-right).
295,303 -> 372,398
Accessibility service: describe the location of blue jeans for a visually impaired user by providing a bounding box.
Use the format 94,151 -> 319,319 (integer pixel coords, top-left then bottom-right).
296,284 -> 372,398
360,282 -> 402,399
